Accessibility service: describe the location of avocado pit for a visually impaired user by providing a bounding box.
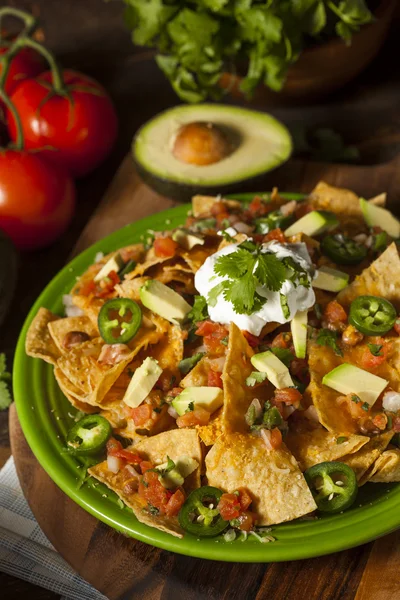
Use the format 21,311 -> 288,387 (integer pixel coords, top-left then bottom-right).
172,121 -> 232,166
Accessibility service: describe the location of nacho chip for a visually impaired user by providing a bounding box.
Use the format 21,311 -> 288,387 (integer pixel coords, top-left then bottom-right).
197,407 -> 223,446
342,431 -> 394,483
285,422 -> 369,471
337,243 -> 400,310
192,195 -> 241,218
88,460 -> 183,538
115,276 -> 149,302
368,192 -> 386,207
54,367 -> 98,414
48,316 -> 98,354
180,356 -> 212,388
206,433 -> 317,525
309,181 -> 361,217
367,447 -> 400,483
26,308 -> 61,365
221,323 -> 254,434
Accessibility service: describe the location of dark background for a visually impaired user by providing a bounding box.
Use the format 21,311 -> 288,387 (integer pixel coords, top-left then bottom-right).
1,1 -> 400,598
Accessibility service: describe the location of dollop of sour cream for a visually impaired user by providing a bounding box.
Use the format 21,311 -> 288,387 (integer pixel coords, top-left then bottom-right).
194,241 -> 316,336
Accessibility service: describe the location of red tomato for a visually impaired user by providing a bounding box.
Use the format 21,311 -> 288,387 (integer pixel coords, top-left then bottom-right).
0,44 -> 44,104
271,332 -> 292,349
238,488 -> 252,511
131,404 -> 153,427
0,149 -> 75,250
153,237 -> 179,258
235,512 -> 255,532
248,196 -> 271,216
138,469 -> 172,515
7,69 -> 118,177
165,489 -> 186,517
207,370 -> 223,388
359,338 -> 389,370
262,228 -> 286,243
176,407 -> 210,428
269,428 -> 283,449
372,413 -> 387,431
274,387 -> 302,407
195,320 -> 228,356
218,493 -> 241,520
242,330 -> 260,348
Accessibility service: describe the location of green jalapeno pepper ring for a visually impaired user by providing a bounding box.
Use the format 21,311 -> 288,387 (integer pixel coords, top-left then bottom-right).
98,298 -> 142,345
349,295 -> 397,336
66,414 -> 112,455
321,234 -> 367,265
178,486 -> 229,537
304,461 -> 357,514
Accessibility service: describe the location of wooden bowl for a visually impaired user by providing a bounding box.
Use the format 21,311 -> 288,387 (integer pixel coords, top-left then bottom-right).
220,0 -> 397,105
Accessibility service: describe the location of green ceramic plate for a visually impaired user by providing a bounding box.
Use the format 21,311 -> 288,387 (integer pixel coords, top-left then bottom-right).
14,192 -> 400,562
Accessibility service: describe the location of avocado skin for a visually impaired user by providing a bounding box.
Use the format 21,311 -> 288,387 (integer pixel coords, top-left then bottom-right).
0,230 -> 18,327
133,155 -> 282,203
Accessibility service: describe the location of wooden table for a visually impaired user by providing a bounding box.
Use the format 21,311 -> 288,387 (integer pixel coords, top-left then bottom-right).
1,1 -> 400,598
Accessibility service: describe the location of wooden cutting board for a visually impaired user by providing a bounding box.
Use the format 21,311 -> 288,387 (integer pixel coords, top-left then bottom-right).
10,154 -> 400,600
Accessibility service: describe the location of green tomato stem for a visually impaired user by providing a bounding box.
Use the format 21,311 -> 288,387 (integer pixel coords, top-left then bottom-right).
0,7 -> 37,41
10,36 -> 66,94
0,87 -> 23,149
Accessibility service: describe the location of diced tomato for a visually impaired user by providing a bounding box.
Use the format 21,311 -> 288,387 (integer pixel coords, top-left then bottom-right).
270,427 -> 283,449
208,370 -> 223,388
168,387 -> 184,398
235,511 -> 255,532
112,449 -> 142,464
140,461 -> 154,473
131,403 -> 153,427
138,468 -> 173,515
165,489 -> 186,517
97,270 -> 120,298
79,279 -> 96,296
271,332 -> 292,349
295,203 -> 312,219
324,300 -> 347,325
274,387 -> 302,407
218,493 -> 241,520
238,488 -> 252,511
210,201 -> 227,217
343,394 -> 371,420
262,228 -> 287,243
248,196 -> 271,216
394,319 -> 400,336
154,237 -> 179,258
176,407 -> 211,428
372,413 -> 388,431
106,437 -> 122,454
242,330 -> 260,348
359,338 -> 389,370
195,320 -> 228,356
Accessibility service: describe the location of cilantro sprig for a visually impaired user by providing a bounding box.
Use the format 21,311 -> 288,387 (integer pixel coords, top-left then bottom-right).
0,353 -> 12,410
316,329 -> 343,357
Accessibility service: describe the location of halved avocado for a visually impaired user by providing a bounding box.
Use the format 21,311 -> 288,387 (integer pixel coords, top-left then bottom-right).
132,104 -> 292,202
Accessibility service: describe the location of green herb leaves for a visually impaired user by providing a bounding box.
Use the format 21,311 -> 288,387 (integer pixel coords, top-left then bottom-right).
0,353 -> 12,410
178,352 -> 205,375
246,371 -> 268,387
208,243 -> 287,315
367,343 -> 383,357
188,295 -> 208,324
316,328 -> 343,357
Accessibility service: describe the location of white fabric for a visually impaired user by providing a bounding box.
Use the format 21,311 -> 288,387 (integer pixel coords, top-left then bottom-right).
0,457 -> 106,600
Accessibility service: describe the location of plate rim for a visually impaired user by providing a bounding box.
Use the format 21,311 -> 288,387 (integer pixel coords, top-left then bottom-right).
13,193 -> 400,562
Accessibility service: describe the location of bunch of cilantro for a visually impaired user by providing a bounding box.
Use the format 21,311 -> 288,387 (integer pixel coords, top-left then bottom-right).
123,0 -> 373,102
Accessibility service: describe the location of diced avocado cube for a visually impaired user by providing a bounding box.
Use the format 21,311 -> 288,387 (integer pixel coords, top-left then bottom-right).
284,210 -> 338,237
291,310 -> 308,359
157,455 -> 199,489
172,228 -> 205,250
322,363 -> 388,406
250,350 -> 294,389
94,253 -> 124,281
140,279 -> 191,324
313,266 -> 349,292
122,357 -> 162,408
360,198 -> 400,238
172,386 -> 223,416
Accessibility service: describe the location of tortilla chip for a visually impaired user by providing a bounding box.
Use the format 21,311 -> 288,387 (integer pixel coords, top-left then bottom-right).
368,192 -> 386,207
48,316 -> 98,353
54,367 -> 98,414
285,422 -> 369,471
342,431 -> 394,483
115,276 -> 149,302
88,460 -> 183,538
367,447 -> 400,483
197,408 -> 223,446
206,433 -> 317,525
192,195 -> 241,218
26,308 -> 61,365
221,323 -> 254,434
180,356 -> 212,388
307,338 -> 400,435
337,243 -> 400,310
309,181 -> 361,217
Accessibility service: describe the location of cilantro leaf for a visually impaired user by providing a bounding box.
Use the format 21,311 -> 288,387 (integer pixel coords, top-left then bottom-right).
367,343 -> 383,357
186,401 -> 195,413
316,328 -> 343,357
254,253 -> 286,292
336,436 -> 348,445
214,248 -> 255,280
246,371 -> 268,387
178,352 -> 205,375
188,295 -> 208,323
0,353 -> 12,410
270,347 -> 294,368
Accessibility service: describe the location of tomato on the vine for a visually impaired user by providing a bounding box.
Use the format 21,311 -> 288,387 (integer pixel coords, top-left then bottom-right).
7,69 -> 118,177
0,43 -> 44,108
0,150 -> 75,250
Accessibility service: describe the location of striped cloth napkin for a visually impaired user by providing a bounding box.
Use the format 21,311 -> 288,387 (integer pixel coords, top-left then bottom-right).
0,456 -> 107,600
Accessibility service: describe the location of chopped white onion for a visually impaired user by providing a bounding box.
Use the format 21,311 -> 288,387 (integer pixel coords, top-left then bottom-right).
234,221 -> 253,234
303,405 -> 319,423
260,428 -> 273,450
107,455 -> 122,474
217,227 -> 237,237
382,391 -> 400,413
210,357 -> 226,371
250,398 -> 263,421
194,344 -> 207,354
62,294 -> 85,317
354,233 -> 367,244
365,235 -> 373,249
94,251 -> 104,263
125,464 -> 140,478
280,200 -> 297,216
168,405 -> 179,419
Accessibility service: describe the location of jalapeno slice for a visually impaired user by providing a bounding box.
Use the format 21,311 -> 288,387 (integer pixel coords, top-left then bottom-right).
178,486 -> 229,537
66,415 -> 112,455
255,210 -> 293,234
98,298 -> 142,344
321,234 -> 367,265
304,461 -> 357,514
349,295 -> 396,336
